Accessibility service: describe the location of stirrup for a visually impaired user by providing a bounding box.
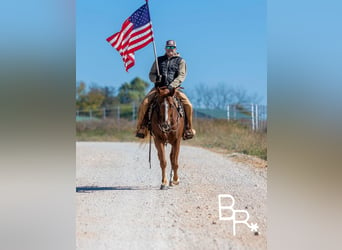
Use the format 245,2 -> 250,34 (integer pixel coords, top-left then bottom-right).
183,129 -> 195,140
136,132 -> 145,139
136,127 -> 147,139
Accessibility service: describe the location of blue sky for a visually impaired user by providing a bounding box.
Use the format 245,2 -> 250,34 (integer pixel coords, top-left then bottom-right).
77,0 -> 266,104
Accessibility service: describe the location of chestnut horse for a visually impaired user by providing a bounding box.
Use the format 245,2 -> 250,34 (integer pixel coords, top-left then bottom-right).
149,90 -> 185,190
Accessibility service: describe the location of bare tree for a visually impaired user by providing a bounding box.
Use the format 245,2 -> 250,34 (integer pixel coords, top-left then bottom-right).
190,82 -> 262,109
212,82 -> 236,109
191,83 -> 213,108
232,86 -> 262,104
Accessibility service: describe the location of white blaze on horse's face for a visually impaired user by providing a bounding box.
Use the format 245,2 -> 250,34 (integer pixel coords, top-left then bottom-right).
159,97 -> 173,134
164,98 -> 168,123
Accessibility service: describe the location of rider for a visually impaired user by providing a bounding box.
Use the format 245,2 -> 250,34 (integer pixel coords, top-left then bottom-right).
136,40 -> 196,140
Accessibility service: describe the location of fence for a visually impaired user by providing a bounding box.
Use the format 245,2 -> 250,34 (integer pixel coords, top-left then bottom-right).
226,104 -> 267,131
76,103 -> 138,121
76,103 -> 267,131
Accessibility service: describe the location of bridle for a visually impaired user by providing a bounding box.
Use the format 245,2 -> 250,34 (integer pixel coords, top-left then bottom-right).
156,96 -> 181,134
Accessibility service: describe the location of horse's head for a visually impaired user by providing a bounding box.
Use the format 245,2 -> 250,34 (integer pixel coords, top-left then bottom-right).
155,89 -> 178,134
159,96 -> 175,133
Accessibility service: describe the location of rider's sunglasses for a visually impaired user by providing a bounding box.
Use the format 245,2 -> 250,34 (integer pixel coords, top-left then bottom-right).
165,46 -> 176,49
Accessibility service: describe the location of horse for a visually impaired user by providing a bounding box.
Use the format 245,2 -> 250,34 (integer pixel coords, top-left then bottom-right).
148,88 -> 185,190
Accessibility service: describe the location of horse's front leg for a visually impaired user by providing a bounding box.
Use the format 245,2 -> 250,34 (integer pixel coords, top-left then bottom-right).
170,140 -> 181,186
154,140 -> 168,189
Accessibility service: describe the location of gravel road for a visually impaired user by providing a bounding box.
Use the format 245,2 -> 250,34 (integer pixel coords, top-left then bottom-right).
76,142 -> 267,250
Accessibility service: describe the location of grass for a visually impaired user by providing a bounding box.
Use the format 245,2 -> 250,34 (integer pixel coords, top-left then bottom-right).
76,118 -> 267,160
76,118 -> 136,141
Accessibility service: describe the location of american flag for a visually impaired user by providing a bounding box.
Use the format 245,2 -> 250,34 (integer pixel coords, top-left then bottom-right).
106,3 -> 154,72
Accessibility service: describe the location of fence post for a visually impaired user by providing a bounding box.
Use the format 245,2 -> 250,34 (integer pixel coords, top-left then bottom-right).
251,104 -> 255,131
255,104 -> 259,130
227,105 -> 230,121
89,110 -> 92,119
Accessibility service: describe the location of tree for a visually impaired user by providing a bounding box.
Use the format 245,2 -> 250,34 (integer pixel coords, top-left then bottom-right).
76,81 -> 87,110
118,77 -> 150,104
212,82 -> 235,109
102,86 -> 119,108
192,83 -> 214,108
76,82 -> 105,111
87,84 -> 105,111
190,82 -> 261,109
232,86 -> 262,104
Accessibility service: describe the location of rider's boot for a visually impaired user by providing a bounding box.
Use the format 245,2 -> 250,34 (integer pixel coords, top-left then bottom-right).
183,104 -> 196,140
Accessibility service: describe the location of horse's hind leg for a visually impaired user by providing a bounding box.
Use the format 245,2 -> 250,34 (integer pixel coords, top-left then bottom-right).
154,140 -> 168,189
170,140 -> 181,186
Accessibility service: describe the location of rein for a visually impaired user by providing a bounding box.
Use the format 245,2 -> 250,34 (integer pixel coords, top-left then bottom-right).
149,130 -> 152,169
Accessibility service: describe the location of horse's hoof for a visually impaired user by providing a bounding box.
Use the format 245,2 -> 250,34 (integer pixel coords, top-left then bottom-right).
160,184 -> 168,190
172,180 -> 180,186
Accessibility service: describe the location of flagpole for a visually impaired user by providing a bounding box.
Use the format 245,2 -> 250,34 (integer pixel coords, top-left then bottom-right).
145,0 -> 160,76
